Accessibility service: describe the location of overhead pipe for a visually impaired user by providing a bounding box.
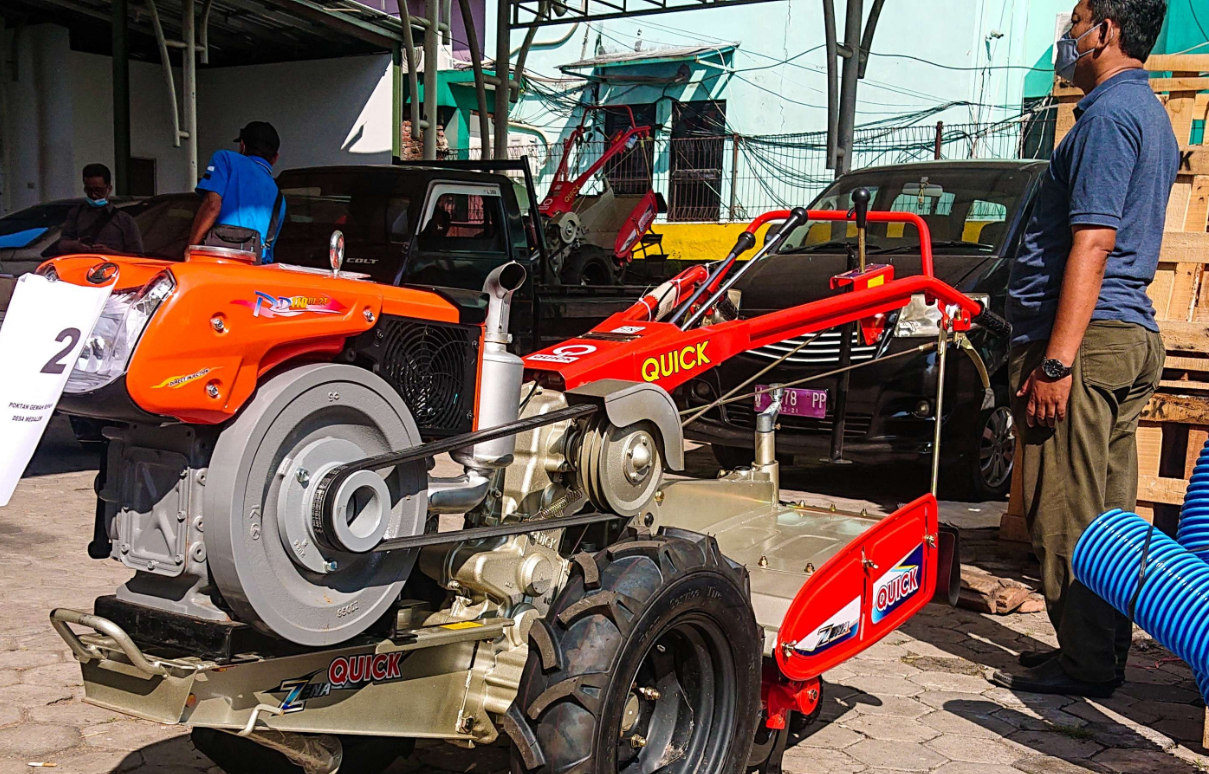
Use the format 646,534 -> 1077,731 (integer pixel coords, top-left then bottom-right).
146,0 -> 182,149
183,0 -> 198,184
493,0 -> 510,158
456,0 -> 491,158
821,0 -> 838,169
422,0 -> 440,159
199,0 -> 213,63
398,0 -> 424,142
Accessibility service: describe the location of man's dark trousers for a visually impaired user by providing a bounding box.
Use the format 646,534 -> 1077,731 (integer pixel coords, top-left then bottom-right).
1009,320 -> 1164,683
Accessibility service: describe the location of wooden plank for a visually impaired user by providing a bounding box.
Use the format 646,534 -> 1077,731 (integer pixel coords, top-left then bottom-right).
1186,428 -> 1209,479
1163,354 -> 1209,372
1167,178 -> 1193,231
1160,231 -> 1209,263
1186,176 -> 1209,233
1137,423 -> 1164,477
1159,378 -> 1209,392
1146,54 -> 1209,72
1150,265 -> 1176,319
1144,394 -> 1209,425
1138,473 -> 1188,506
1149,77 -> 1209,93
1160,261 -> 1199,320
1178,147 -> 1209,176
1135,502 -> 1156,523
1159,320 -> 1209,353
1164,72 -> 1201,146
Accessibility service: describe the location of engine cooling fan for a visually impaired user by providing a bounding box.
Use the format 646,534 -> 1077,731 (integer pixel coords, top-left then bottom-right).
376,317 -> 477,436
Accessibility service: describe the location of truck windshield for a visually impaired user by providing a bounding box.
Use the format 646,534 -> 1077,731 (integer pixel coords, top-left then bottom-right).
777,165 -> 1034,256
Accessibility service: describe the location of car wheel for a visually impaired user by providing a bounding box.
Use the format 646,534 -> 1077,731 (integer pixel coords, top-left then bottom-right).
944,388 -> 1014,502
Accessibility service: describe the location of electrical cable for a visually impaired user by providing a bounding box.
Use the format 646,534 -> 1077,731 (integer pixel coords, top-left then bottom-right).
866,51 -> 1053,72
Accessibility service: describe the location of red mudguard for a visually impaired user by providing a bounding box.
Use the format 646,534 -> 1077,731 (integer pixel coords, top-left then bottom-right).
775,494 -> 940,681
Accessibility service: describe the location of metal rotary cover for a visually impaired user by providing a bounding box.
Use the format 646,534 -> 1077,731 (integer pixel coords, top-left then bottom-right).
204,364 -> 427,646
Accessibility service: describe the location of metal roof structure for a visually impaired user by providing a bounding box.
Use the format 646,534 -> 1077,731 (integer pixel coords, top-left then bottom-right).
559,42 -> 736,72
511,0 -> 783,29
0,0 -> 414,66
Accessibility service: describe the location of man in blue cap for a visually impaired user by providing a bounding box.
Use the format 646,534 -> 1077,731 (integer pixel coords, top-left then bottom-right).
188,121 -> 286,262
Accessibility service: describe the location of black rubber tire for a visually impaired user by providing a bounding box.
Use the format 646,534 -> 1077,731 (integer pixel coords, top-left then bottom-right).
190,728 -> 413,774
561,246 -> 617,286
506,528 -> 763,774
712,444 -> 754,471
943,385 -> 1014,502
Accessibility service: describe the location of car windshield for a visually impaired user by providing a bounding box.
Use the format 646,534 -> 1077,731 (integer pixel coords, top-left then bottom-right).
776,166 -> 1034,256
0,203 -> 77,248
126,196 -> 200,260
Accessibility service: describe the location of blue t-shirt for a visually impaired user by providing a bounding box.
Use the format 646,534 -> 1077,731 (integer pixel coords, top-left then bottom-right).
196,150 -> 286,262
1007,68 -> 1179,347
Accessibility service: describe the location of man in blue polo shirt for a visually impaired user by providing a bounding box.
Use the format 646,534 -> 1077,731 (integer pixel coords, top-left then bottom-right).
188,121 -> 286,262
990,0 -> 1177,698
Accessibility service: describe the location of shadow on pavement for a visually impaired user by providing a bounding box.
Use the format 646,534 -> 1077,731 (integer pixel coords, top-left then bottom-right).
901,603 -> 1207,772
22,415 -> 100,478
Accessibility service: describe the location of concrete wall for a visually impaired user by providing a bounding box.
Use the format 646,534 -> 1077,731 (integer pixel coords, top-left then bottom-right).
0,30 -> 398,212
196,54 -> 396,185
0,24 -> 187,211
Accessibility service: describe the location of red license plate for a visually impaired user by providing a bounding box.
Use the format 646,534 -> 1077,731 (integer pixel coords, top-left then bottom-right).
754,386 -> 827,418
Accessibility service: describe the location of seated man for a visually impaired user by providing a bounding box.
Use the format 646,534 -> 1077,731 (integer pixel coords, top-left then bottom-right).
58,163 -> 143,256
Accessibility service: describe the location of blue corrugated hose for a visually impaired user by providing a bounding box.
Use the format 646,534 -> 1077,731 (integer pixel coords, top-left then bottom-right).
1072,510 -> 1209,700
1177,439 -> 1209,562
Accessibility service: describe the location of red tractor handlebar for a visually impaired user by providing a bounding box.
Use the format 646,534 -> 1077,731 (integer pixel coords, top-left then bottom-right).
746,208 -> 935,278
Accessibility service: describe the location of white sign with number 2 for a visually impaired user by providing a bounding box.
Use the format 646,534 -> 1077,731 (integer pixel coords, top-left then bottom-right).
0,274 -> 113,506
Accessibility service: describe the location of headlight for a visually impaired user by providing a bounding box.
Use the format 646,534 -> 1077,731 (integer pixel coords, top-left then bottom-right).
65,272 -> 174,394
893,292 -> 990,338
35,263 -> 59,282
893,294 -> 943,338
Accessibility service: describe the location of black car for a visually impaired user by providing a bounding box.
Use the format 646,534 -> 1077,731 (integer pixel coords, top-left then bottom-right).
681,160 -> 1048,500
0,197 -> 145,277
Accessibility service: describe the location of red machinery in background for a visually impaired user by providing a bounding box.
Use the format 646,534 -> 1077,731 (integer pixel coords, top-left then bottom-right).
538,105 -> 665,284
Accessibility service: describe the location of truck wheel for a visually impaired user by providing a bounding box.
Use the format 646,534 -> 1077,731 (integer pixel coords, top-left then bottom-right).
562,247 -> 616,286
190,728 -> 413,774
943,386 -> 1014,502
506,528 -> 763,774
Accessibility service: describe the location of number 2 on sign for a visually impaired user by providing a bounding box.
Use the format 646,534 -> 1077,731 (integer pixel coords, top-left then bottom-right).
41,328 -> 81,375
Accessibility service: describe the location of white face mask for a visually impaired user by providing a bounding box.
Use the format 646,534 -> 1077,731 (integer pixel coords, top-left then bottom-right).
1055,20 -> 1106,81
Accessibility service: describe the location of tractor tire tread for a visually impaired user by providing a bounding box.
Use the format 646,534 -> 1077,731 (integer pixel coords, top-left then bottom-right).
507,529 -> 761,774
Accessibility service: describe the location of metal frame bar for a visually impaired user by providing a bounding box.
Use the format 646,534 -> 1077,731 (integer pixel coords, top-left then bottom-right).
253,0 -> 403,46
509,0 -> 782,28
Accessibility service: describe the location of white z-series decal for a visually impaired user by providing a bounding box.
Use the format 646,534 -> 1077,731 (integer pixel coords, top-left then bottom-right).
791,595 -> 861,655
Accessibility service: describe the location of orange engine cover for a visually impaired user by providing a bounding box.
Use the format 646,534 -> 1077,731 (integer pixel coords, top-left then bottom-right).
47,254 -> 468,425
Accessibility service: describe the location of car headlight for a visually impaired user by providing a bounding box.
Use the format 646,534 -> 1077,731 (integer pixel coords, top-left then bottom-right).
65,271 -> 174,394
893,293 -> 943,338
893,292 -> 989,338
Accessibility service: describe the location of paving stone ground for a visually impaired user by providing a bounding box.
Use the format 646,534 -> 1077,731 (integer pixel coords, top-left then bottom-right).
1,420 -> 1205,773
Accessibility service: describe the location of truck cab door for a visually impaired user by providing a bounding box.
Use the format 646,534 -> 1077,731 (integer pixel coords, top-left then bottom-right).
400,181 -> 513,293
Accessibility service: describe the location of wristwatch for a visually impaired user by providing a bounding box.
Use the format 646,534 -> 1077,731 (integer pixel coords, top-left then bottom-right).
1042,358 -> 1072,379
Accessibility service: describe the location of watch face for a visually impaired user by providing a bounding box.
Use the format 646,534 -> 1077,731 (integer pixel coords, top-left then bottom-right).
1044,359 -> 1068,378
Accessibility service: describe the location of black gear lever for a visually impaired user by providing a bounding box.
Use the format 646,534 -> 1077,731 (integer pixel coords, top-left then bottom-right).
851,187 -> 870,271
